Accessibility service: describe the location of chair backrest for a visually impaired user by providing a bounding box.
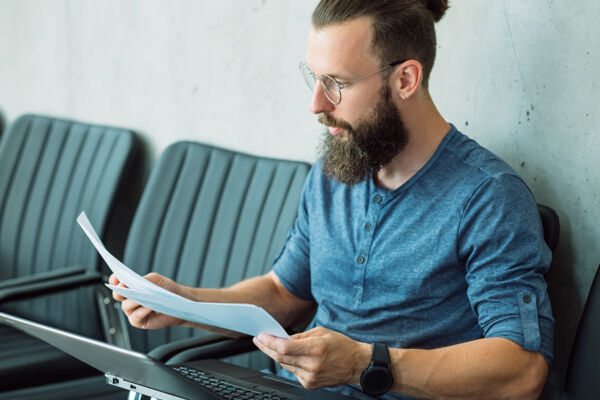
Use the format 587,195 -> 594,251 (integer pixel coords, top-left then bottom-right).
0,114 -> 138,332
537,204 -> 560,253
122,142 -> 310,354
564,264 -> 600,399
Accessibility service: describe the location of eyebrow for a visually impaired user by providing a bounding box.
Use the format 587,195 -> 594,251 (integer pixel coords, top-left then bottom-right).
316,68 -> 354,82
326,72 -> 352,82
305,60 -> 349,79
326,65 -> 376,82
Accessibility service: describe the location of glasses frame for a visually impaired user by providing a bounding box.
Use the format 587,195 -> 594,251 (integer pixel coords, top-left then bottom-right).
299,60 -> 405,105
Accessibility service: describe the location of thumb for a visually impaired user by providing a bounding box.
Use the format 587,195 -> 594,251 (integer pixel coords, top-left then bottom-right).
291,330 -> 314,340
144,272 -> 179,293
291,326 -> 330,340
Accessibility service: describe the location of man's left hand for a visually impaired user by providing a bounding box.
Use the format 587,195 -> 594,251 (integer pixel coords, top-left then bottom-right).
252,326 -> 371,389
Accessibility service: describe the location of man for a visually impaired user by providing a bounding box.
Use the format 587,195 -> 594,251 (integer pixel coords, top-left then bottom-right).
112,1 -> 554,399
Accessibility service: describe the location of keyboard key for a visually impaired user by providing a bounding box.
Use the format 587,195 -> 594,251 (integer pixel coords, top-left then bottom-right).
173,365 -> 288,399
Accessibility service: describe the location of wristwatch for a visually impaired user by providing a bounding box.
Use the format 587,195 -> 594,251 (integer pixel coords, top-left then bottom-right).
360,343 -> 394,396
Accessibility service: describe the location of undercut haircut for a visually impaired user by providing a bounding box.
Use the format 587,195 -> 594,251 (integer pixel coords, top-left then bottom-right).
312,0 -> 449,88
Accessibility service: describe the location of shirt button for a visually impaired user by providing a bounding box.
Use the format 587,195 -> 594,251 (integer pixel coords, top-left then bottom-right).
356,255 -> 366,264
522,294 -> 532,304
373,194 -> 383,204
364,223 -> 372,231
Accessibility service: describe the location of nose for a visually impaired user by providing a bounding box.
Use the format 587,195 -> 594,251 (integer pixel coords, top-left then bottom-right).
308,82 -> 335,115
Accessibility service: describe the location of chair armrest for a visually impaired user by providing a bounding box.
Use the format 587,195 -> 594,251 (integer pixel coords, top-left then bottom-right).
0,270 -> 103,303
0,266 -> 88,290
149,333 -> 235,362
164,336 -> 258,365
152,327 -> 302,364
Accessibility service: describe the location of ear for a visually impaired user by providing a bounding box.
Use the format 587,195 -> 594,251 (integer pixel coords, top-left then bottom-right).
390,60 -> 423,101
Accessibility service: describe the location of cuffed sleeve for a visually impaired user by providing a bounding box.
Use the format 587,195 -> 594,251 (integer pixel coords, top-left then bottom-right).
458,173 -> 555,364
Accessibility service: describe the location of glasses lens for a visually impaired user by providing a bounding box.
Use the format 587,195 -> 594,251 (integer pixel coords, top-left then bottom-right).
300,64 -> 316,91
321,75 -> 341,104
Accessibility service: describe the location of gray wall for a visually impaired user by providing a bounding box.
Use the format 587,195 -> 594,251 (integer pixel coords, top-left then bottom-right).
1,1 -> 598,398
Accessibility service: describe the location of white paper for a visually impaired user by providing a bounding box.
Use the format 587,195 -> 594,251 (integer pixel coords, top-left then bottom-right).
77,213 -> 177,298
77,212 -> 290,339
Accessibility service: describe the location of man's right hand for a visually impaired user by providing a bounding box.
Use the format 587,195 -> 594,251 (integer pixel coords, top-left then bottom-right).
110,273 -> 186,330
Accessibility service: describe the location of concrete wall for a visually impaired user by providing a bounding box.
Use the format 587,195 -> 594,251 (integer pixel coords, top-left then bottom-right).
1,1 -> 598,397
433,3 -> 600,397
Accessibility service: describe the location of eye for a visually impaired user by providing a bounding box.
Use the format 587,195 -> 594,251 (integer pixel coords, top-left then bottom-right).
322,75 -> 340,92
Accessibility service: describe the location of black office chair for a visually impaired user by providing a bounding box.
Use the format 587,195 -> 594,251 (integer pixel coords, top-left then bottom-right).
2,141 -> 310,400
537,204 -> 560,253
564,263 -> 600,399
0,114 -> 140,394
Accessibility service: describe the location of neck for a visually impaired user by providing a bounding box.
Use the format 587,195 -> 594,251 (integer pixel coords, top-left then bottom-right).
374,90 -> 450,191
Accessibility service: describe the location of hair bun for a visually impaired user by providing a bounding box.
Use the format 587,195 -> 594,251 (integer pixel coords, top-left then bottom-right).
424,0 -> 449,22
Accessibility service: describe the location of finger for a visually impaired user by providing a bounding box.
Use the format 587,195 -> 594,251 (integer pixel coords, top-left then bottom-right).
291,326 -> 328,340
279,363 -> 318,389
109,275 -> 123,300
252,337 -> 310,367
253,336 -> 290,364
256,333 -> 311,356
113,291 -> 126,302
145,272 -> 173,289
109,275 -> 129,302
109,274 -> 119,286
291,331 -> 313,340
112,287 -> 127,302
279,362 -> 305,380
129,306 -> 155,326
143,273 -> 185,297
120,298 -> 142,315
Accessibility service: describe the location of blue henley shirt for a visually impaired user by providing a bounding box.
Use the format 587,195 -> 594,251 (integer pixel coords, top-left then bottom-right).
272,125 -> 554,399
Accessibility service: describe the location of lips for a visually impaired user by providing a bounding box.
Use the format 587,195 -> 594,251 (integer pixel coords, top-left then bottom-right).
328,126 -> 343,135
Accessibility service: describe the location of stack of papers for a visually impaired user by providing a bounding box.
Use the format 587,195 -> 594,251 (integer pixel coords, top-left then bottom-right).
77,212 -> 290,339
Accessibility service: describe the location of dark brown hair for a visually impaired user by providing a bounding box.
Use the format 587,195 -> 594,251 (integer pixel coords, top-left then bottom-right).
312,0 -> 449,87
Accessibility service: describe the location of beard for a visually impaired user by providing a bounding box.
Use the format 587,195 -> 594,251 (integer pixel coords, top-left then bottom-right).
317,84 -> 409,186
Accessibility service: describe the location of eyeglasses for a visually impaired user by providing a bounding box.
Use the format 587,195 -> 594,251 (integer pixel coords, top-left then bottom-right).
299,60 -> 404,105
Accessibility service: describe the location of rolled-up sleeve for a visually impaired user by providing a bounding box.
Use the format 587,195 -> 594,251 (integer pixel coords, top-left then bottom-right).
458,173 -> 554,364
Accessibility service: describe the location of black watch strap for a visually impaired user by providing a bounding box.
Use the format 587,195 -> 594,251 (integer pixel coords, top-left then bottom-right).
361,343 -> 394,396
371,343 -> 391,367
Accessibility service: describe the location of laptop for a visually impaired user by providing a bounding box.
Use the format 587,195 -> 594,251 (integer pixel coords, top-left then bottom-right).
0,312 -> 353,399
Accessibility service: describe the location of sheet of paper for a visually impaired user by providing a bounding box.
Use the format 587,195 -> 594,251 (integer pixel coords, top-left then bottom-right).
107,284 -> 289,338
105,284 -> 217,327
77,212 -> 290,339
77,212 -> 177,298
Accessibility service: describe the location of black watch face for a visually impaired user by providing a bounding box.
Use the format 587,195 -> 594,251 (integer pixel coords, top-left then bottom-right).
363,366 -> 393,395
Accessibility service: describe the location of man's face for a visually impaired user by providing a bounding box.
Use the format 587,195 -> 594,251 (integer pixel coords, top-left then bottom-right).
317,83 -> 408,185
306,17 -> 408,185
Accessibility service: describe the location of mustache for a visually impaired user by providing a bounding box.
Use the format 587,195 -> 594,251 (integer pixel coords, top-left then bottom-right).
318,114 -> 353,131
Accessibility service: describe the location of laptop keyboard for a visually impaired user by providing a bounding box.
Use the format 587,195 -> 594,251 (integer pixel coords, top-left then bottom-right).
173,366 -> 291,400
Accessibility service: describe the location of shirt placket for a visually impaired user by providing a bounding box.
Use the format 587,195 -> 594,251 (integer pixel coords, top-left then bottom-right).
352,191 -> 385,307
